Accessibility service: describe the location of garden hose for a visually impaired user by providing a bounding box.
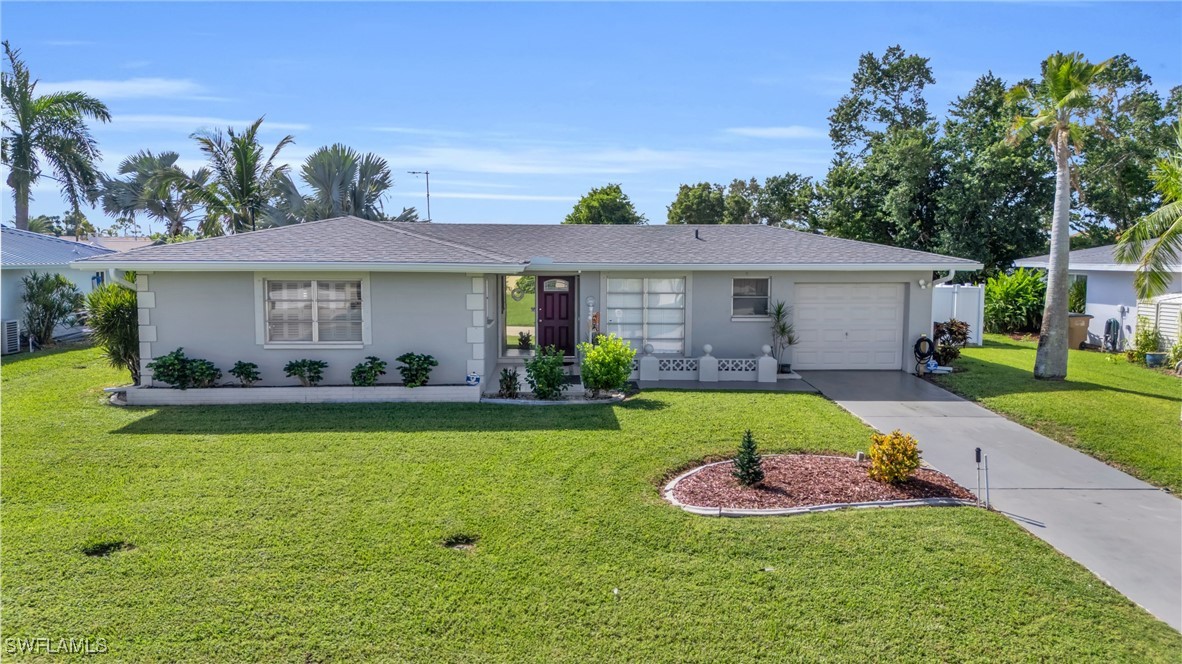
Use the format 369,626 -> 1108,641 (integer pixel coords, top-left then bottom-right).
914,336 -> 935,374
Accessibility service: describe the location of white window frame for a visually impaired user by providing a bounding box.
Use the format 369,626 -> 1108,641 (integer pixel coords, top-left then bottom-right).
604,275 -> 688,355
731,276 -> 772,321
254,273 -> 372,349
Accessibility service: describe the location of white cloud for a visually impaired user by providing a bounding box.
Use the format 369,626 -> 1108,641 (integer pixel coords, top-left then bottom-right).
428,192 -> 576,202
39,78 -> 212,100
106,115 -> 310,132
723,126 -> 825,139
368,126 -> 469,138
382,143 -> 829,176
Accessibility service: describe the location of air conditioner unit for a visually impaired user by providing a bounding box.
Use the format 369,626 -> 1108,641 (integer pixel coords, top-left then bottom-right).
2,320 -> 20,355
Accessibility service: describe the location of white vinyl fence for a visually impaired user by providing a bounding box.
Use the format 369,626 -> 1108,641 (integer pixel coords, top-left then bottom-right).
1137,293 -> 1182,347
932,284 -> 984,346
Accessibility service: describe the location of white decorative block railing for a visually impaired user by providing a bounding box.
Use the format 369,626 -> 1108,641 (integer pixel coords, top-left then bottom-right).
634,343 -> 778,384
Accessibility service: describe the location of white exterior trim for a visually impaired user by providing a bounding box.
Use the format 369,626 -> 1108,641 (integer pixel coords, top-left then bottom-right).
1014,261 -> 1182,273
74,260 -> 524,273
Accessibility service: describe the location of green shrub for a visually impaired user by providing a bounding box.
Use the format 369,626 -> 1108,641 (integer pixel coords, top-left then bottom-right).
20,271 -> 84,346
229,361 -> 261,387
85,283 -> 140,384
147,348 -> 221,389
932,319 -> 971,366
1167,339 -> 1182,369
732,429 -> 765,487
1068,279 -> 1087,314
395,353 -> 437,387
984,268 -> 1045,334
868,430 -> 922,484
498,367 -> 520,399
284,359 -> 327,387
351,356 -> 388,386
577,333 -> 636,397
1126,316 -> 1163,365
524,345 -> 568,400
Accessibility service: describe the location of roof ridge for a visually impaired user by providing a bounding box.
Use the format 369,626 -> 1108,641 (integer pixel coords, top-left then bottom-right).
1,226 -> 115,254
362,219 -> 522,264
766,225 -> 977,264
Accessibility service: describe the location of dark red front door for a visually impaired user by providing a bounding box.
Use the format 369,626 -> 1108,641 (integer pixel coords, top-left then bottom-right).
537,276 -> 575,355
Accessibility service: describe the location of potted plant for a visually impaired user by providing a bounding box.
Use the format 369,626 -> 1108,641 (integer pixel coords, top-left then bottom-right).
769,301 -> 799,373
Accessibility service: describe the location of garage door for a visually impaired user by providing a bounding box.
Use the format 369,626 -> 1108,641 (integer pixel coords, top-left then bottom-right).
793,283 -> 905,370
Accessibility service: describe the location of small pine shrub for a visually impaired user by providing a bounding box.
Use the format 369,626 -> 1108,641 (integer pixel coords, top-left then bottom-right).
524,345 -> 568,400
577,334 -> 636,397
732,430 -> 765,487
395,353 -> 438,387
868,429 -> 922,484
147,348 -> 221,389
284,359 -> 327,387
984,268 -> 1045,334
229,361 -> 261,387
351,356 -> 388,386
498,367 -> 520,398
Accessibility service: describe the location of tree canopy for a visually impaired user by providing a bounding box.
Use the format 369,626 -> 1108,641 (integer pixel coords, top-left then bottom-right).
563,184 -> 647,225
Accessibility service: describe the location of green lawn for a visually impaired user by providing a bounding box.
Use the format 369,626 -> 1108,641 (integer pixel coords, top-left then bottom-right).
935,335 -> 1182,493
3,345 -> 1179,661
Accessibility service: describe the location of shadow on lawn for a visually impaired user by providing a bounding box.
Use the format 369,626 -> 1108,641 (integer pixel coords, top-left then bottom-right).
114,398 -> 636,435
938,355 -> 1178,403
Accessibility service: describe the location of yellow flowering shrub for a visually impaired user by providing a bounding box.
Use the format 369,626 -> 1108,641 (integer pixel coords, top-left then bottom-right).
868,430 -> 922,484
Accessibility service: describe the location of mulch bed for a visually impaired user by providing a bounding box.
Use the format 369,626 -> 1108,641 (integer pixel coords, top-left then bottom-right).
671,455 -> 975,510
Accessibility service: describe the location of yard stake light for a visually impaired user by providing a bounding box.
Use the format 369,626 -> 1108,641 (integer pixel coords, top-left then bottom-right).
974,447 -> 982,507
984,454 -> 991,509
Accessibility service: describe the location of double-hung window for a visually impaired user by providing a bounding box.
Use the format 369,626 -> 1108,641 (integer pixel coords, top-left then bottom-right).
732,278 -> 770,318
265,279 -> 363,344
605,277 -> 686,353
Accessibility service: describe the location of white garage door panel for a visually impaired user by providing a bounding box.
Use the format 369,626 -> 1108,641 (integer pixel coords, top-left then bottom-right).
794,283 -> 904,370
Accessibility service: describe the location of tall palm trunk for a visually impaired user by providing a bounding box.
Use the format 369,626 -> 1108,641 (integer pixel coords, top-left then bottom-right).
8,171 -> 29,230
1035,130 -> 1072,379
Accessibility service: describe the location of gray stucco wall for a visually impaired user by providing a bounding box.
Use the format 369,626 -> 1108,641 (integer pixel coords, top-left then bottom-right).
141,271 -> 477,387
1073,269 -> 1182,346
584,270 -> 932,372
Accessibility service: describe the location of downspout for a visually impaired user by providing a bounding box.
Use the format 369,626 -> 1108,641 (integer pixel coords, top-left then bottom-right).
107,267 -> 136,289
933,270 -> 957,287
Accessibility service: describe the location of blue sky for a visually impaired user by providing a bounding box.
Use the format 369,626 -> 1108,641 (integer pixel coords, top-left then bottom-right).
4,1 -> 1180,232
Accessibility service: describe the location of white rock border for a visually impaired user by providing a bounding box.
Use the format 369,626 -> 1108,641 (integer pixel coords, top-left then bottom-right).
663,454 -> 977,517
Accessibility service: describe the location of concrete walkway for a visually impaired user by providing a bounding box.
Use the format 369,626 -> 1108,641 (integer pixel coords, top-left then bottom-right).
800,370 -> 1182,631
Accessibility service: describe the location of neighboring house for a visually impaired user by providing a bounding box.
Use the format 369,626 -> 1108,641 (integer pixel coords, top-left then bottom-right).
1,227 -> 115,329
74,216 -> 980,386
1015,243 -> 1182,347
64,235 -> 156,252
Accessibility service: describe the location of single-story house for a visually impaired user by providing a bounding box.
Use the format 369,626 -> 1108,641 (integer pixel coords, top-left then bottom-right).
74,216 -> 980,387
2,227 -> 114,344
1015,243 -> 1182,347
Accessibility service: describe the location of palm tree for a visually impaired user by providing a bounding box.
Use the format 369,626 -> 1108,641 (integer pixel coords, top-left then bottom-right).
1007,52 -> 1109,380
99,150 -> 211,237
267,143 -> 394,224
1,41 -> 111,230
180,117 -> 293,235
1115,122 -> 1182,298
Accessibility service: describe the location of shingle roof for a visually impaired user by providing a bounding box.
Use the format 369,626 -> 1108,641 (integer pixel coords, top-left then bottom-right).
2,227 -> 114,268
1014,243 -> 1179,271
76,216 -> 981,270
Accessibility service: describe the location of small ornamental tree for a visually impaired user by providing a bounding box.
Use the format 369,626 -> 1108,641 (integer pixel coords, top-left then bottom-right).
85,283 -> 140,384
732,430 -> 765,487
228,361 -> 261,386
395,352 -> 437,387
351,356 -> 388,386
284,359 -> 327,387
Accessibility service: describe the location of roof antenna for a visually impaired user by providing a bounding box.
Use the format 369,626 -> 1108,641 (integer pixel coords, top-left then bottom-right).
694,228 -> 701,240
407,170 -> 431,222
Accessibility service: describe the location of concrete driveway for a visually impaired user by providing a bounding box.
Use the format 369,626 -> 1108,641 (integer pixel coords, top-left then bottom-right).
800,370 -> 1182,631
